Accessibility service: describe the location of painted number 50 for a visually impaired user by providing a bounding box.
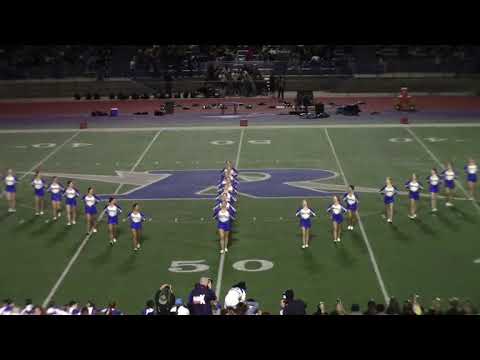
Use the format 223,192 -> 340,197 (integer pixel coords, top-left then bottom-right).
168,259 -> 274,273
168,260 -> 210,273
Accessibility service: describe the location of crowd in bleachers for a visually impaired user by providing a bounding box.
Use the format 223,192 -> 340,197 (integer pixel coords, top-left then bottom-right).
1,45 -> 478,80
1,284 -> 478,315
0,45 -> 112,79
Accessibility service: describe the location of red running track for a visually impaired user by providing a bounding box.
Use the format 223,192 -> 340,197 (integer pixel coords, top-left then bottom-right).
0,96 -> 479,117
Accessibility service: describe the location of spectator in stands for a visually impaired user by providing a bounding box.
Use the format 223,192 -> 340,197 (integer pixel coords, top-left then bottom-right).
187,277 -> 217,315
349,303 -> 363,315
312,302 -> 328,315
277,76 -> 285,100
80,307 -> 90,315
386,297 -> 401,315
85,300 -> 97,315
233,303 -> 248,315
101,301 -> 123,315
141,300 -> 156,315
164,71 -> 173,98
376,303 -> 387,315
129,56 -> 136,79
154,283 -> 176,315
224,281 -> 247,309
329,300 -> 346,315
0,299 -> 14,315
426,298 -> 443,315
245,298 -> 260,315
170,298 -> 190,315
46,301 -> 68,315
32,306 -> 45,315
364,299 -> 377,315
67,300 -> 81,315
445,297 -> 463,315
461,300 -> 477,315
401,300 -> 415,315
246,47 -> 254,61
280,289 -> 306,315
269,74 -> 276,97
20,299 -> 34,315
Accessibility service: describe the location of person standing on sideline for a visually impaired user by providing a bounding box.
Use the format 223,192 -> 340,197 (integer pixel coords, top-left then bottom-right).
277,75 -> 286,101
280,289 -> 306,315
187,277 -> 217,315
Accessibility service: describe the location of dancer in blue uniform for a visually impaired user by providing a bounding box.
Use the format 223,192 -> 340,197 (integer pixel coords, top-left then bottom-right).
427,168 -> 440,212
47,176 -> 64,221
102,197 -> 122,245
441,162 -> 456,207
343,185 -> 359,231
221,160 -> 238,178
82,187 -> 100,234
31,170 -> 46,216
3,169 -> 17,213
215,189 -> 237,206
127,203 -> 146,251
465,158 -> 477,200
64,180 -> 80,226
380,177 -> 399,223
213,195 -> 236,213
213,200 -> 235,254
217,177 -> 238,196
327,196 -> 347,243
295,199 -> 316,249
405,173 -> 423,219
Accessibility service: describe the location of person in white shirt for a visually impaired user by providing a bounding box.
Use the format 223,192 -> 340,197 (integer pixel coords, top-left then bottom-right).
295,200 -> 316,249
427,168 -> 441,212
224,282 -> 247,309
465,159 -> 477,200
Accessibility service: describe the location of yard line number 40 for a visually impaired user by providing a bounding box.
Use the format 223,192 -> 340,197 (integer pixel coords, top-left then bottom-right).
169,259 -> 274,273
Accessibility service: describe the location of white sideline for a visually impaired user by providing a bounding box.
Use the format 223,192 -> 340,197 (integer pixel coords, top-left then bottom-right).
324,128 -> 390,303
405,127 -> 480,214
2,122 -> 480,135
19,132 -> 80,180
42,130 -> 163,307
215,128 -> 245,300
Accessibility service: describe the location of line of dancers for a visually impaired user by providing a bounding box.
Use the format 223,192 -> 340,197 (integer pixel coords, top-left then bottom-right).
297,159 -> 477,247
213,160 -> 238,254
1,169 -> 148,251
381,160 -> 477,223
2,159 -> 477,251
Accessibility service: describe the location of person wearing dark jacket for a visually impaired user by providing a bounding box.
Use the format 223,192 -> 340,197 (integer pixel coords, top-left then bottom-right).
188,277 -> 217,315
154,284 -> 176,315
281,289 -> 306,315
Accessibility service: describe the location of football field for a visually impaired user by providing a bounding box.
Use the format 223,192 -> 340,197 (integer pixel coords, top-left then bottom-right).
1,123 -> 480,314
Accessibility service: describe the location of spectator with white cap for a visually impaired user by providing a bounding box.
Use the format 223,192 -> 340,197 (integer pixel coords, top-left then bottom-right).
170,298 -> 190,315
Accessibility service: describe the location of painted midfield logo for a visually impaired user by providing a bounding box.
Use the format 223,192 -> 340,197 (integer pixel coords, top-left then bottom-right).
36,169 -> 342,199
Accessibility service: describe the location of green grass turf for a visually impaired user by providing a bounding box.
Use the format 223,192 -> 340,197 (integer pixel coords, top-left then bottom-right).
1,125 -> 480,314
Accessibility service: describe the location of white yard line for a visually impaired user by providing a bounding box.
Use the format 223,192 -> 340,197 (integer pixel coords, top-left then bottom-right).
2,122 -> 480,135
42,130 -> 163,307
405,127 -> 480,214
19,132 -> 80,181
324,128 -> 390,303
234,128 -> 245,169
215,128 -> 245,300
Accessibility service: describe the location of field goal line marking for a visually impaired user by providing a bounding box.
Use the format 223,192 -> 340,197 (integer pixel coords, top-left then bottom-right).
42,129 -> 163,308
19,132 -> 80,181
324,128 -> 390,303
405,127 -> 480,215
215,128 -> 245,300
